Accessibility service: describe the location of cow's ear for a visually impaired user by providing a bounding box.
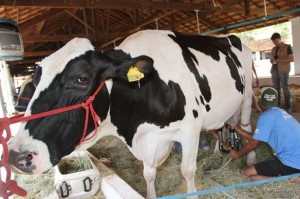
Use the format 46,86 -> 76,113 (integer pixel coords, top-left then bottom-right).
32,66 -> 42,86
101,55 -> 154,81
126,56 -> 154,82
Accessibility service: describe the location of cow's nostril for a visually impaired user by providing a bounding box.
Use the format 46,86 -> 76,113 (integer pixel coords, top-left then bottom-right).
15,152 -> 34,172
26,153 -> 33,161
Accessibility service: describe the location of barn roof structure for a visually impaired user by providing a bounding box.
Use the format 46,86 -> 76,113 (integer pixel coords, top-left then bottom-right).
0,0 -> 300,76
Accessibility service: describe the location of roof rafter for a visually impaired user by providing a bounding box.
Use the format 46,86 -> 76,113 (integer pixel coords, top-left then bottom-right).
18,8 -> 63,31
1,0 -> 275,14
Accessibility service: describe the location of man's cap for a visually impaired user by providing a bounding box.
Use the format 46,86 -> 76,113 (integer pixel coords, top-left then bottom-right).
260,87 -> 278,108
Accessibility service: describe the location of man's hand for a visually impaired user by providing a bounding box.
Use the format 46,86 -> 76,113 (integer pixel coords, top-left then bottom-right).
270,57 -> 277,64
229,149 -> 240,159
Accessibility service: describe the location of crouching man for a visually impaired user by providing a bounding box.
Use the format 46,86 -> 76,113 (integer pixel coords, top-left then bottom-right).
229,87 -> 300,181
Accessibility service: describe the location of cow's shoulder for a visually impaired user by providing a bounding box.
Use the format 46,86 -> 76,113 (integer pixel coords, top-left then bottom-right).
168,32 -> 242,62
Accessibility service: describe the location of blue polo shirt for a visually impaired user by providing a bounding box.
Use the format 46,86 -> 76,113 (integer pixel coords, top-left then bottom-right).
253,107 -> 300,170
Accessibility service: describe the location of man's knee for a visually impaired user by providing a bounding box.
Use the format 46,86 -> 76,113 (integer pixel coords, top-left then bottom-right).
243,166 -> 257,177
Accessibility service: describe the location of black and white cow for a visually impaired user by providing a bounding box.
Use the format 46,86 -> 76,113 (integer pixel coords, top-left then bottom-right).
8,30 -> 253,198
15,67 -> 41,112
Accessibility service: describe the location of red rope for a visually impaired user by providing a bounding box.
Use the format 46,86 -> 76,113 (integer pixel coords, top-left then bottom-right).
78,81 -> 104,144
0,118 -> 27,198
0,81 -> 105,198
18,96 -> 31,101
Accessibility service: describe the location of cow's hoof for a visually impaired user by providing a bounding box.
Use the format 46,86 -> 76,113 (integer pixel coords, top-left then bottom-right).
173,142 -> 182,153
246,151 -> 256,166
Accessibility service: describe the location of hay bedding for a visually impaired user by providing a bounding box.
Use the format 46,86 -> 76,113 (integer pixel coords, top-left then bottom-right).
14,156 -> 102,199
13,85 -> 300,198
58,156 -> 93,174
14,169 -> 55,199
88,134 -> 300,199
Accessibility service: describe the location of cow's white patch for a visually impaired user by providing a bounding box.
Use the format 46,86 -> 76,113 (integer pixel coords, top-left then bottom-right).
131,123 -> 177,166
8,128 -> 53,174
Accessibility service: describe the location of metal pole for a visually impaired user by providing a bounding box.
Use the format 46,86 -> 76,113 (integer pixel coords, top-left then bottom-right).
201,8 -> 300,35
195,10 -> 200,34
155,19 -> 159,30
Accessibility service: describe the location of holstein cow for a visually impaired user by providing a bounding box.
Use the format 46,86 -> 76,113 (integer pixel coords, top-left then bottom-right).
8,30 -> 253,198
15,66 -> 41,112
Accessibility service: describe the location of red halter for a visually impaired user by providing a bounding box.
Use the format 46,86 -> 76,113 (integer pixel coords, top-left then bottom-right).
0,81 -> 105,198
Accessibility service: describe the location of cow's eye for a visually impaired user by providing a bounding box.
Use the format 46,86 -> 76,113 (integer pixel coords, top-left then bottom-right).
77,77 -> 87,84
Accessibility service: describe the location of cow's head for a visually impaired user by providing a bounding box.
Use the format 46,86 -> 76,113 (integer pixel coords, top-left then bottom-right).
8,38 -> 154,174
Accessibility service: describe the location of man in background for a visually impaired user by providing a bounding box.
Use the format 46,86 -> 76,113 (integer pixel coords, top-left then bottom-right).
270,32 -> 294,113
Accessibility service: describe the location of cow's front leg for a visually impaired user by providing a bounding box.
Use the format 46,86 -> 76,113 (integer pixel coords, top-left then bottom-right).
181,140 -> 199,199
143,162 -> 157,199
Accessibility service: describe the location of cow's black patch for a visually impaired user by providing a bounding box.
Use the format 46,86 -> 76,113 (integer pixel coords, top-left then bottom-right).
169,33 -> 244,96
228,35 -> 242,51
226,56 -> 244,93
200,95 -> 204,105
15,66 -> 41,112
110,68 -> 186,146
195,97 -> 199,105
169,34 -> 212,107
192,110 -> 198,118
205,104 -> 211,112
15,81 -> 36,112
25,51 -> 111,164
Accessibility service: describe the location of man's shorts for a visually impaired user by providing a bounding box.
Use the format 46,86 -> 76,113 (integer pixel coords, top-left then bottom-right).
255,157 -> 300,176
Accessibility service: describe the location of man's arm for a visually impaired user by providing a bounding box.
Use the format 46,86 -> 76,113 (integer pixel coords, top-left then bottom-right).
235,125 -> 253,141
276,54 -> 294,63
229,139 -> 260,159
229,125 -> 261,159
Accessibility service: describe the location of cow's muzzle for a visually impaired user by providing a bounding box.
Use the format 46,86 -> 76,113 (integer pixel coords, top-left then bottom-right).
8,150 -> 36,174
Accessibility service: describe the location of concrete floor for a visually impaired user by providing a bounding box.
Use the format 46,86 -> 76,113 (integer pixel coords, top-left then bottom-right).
258,75 -> 300,87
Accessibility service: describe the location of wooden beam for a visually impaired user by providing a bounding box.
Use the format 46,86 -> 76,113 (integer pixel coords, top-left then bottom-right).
7,58 -> 42,65
24,51 -> 54,57
244,0 -> 250,16
0,0 -> 207,10
22,33 -> 127,43
65,10 -> 95,33
99,10 -> 177,49
0,0 -> 267,14
18,8 -> 63,31
171,13 -> 176,31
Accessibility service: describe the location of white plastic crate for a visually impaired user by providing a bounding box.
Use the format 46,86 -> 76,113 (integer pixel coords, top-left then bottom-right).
54,150 -> 101,199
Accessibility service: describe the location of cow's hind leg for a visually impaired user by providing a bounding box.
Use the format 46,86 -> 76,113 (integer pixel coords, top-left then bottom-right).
143,162 -> 157,199
180,137 -> 199,199
240,88 -> 256,166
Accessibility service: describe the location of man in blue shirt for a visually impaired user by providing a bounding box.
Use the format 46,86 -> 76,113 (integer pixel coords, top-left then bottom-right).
229,87 -> 300,181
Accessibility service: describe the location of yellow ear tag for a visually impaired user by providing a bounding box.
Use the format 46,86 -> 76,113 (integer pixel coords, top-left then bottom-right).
127,66 -> 144,82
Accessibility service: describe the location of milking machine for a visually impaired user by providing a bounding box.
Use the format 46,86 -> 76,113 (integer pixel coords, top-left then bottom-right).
218,125 -> 243,153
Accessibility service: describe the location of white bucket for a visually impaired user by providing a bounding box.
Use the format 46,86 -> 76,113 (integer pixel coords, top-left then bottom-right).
54,150 -> 101,199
